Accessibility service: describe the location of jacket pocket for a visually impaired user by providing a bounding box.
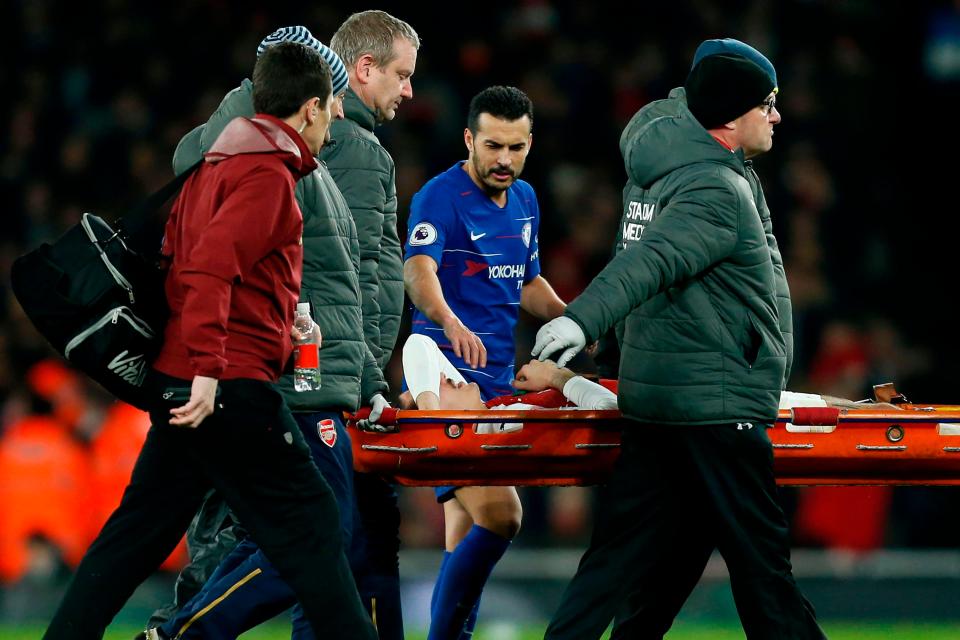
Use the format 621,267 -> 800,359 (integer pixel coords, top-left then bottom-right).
742,315 -> 763,368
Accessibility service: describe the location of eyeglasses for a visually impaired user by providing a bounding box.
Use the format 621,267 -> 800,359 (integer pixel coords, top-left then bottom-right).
760,95 -> 777,116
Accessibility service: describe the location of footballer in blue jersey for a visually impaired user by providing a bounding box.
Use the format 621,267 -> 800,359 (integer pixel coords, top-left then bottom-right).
405,161 -> 541,397
403,86 -> 566,640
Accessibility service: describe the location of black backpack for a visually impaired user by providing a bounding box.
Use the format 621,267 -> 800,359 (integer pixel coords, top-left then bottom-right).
11,163 -> 201,409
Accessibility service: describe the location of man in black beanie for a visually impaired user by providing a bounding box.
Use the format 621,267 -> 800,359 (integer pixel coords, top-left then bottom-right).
535,39 -> 826,639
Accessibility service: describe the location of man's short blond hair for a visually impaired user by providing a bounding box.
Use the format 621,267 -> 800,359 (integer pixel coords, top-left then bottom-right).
331,10 -> 420,69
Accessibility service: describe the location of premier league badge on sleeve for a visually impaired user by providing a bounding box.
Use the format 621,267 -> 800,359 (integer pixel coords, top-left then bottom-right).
521,222 -> 532,248
318,419 -> 337,448
409,222 -> 438,246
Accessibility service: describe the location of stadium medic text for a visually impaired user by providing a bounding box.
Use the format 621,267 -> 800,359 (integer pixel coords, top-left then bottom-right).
622,200 -> 657,247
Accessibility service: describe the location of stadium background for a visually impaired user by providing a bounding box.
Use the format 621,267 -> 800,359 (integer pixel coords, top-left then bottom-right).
2,0 -> 959,636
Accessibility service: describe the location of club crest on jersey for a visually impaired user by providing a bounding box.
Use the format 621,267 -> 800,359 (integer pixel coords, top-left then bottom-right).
409,222 -> 437,246
521,222 -> 532,248
317,419 -> 337,448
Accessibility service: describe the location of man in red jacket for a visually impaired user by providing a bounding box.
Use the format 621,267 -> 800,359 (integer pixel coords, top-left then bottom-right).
43,42 -> 376,640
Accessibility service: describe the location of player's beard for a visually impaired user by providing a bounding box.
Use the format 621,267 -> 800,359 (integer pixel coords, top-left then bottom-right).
472,154 -> 518,195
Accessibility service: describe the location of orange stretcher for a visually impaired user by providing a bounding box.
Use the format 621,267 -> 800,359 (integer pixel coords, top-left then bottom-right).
347,386 -> 960,487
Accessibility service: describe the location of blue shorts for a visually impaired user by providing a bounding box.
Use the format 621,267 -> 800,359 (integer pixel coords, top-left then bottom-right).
435,485 -> 460,503
401,359 -> 516,400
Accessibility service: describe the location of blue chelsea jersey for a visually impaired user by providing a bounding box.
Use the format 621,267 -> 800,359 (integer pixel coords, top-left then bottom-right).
405,162 -> 541,394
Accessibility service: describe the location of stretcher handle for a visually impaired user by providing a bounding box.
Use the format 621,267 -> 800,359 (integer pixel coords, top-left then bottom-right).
348,406 -> 400,426
789,407 -> 841,426
777,407 -> 960,425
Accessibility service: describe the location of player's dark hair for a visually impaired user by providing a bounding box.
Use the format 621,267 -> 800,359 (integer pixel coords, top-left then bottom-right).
253,41 -> 332,118
467,85 -> 534,134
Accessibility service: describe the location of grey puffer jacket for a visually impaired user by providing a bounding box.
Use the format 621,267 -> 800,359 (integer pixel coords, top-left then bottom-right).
321,89 -> 403,370
173,79 -> 387,411
565,87 -> 791,426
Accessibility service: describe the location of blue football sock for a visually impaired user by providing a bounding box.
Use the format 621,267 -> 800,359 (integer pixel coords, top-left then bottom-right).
427,526 -> 510,640
460,598 -> 480,640
432,552 -> 478,640
431,551 -> 452,619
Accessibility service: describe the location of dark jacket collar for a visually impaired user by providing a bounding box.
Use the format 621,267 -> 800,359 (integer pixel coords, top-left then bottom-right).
342,87 -> 377,132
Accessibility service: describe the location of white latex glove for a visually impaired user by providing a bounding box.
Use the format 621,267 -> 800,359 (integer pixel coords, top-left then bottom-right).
358,393 -> 395,432
532,317 -> 587,368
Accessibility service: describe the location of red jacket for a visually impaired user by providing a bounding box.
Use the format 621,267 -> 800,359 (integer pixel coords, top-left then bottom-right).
153,115 -> 318,382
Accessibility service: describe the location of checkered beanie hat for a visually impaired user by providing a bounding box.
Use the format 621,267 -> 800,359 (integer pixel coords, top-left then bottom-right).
257,26 -> 349,97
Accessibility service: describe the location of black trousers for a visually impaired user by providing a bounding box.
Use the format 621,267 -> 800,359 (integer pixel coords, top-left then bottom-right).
149,446 -> 405,639
43,372 -> 376,640
545,423 -> 826,640
148,489 -> 244,628
352,471 -> 404,639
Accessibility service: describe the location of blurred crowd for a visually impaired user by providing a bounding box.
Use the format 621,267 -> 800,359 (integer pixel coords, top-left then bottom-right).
2,0 -> 959,588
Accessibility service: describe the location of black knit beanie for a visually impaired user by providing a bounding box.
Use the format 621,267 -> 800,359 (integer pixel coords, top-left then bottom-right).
685,53 -> 776,129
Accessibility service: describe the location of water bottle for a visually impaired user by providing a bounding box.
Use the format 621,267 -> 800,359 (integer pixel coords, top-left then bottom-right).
293,302 -> 321,391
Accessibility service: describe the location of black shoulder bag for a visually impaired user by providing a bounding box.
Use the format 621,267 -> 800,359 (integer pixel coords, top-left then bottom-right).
10,162 -> 202,409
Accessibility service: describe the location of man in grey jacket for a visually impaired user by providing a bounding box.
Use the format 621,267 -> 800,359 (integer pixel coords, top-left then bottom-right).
141,27 -> 391,640
326,10 -> 418,366
322,12 -> 420,639
534,39 -> 826,639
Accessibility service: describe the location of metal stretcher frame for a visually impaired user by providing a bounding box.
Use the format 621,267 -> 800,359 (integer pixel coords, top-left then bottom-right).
348,405 -> 960,487
771,405 -> 960,486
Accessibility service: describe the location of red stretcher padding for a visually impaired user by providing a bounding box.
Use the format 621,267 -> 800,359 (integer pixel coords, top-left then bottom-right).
347,404 -> 960,487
